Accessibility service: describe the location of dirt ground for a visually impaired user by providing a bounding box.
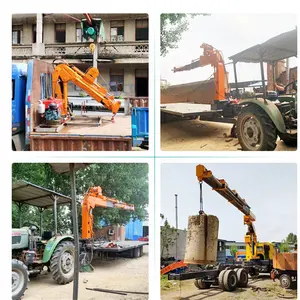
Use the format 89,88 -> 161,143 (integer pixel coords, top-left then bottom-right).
161,120 -> 296,151
161,275 -> 297,300
23,246 -> 148,300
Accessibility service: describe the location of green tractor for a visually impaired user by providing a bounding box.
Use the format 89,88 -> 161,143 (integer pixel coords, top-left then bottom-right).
12,181 -> 75,300
12,224 -> 74,300
230,28 -> 297,151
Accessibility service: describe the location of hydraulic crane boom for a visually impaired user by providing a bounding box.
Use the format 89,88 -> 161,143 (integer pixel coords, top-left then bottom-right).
173,43 -> 229,101
196,164 -> 258,257
52,62 -> 121,117
82,186 -> 135,239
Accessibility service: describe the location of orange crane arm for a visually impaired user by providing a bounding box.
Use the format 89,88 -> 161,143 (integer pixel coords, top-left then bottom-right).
173,43 -> 229,101
196,164 -> 257,244
81,186 -> 135,239
52,63 -> 121,116
160,260 -> 187,276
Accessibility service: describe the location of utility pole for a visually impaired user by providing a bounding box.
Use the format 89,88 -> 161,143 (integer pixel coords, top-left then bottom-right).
93,41 -> 98,83
175,194 -> 178,260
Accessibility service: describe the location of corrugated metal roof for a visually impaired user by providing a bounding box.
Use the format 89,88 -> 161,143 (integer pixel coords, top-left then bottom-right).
12,180 -> 71,208
229,29 -> 297,63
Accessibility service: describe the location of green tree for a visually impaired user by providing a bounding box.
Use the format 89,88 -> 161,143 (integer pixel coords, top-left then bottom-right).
160,215 -> 178,258
286,233 -> 297,244
279,232 -> 297,252
12,163 -> 149,234
280,241 -> 290,253
230,245 -> 238,258
160,14 -> 210,57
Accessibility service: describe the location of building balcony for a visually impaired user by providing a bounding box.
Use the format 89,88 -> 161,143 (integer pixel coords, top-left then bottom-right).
12,41 -> 148,62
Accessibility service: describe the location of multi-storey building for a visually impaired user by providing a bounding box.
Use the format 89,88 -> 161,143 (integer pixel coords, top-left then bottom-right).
12,13 -> 149,98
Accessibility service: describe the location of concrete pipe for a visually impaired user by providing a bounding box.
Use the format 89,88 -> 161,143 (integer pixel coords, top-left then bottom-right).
206,215 -> 219,263
184,215 -> 206,264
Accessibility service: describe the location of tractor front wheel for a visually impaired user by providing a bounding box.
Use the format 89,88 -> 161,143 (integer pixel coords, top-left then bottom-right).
12,259 -> 28,300
50,241 -> 75,284
237,105 -> 277,151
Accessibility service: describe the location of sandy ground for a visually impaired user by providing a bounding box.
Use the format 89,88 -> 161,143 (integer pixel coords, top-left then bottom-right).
23,246 -> 148,300
161,120 -> 296,151
161,275 -> 297,300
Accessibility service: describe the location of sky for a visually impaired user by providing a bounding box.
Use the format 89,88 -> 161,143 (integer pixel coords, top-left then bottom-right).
160,163 -> 297,243
161,14 -> 297,85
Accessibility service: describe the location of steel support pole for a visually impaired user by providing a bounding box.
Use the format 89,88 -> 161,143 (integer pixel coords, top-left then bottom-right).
259,46 -> 267,100
70,163 -> 79,300
233,62 -> 239,98
286,58 -> 290,93
52,195 -> 58,235
39,208 -> 43,233
18,203 -> 23,228
175,194 -> 178,260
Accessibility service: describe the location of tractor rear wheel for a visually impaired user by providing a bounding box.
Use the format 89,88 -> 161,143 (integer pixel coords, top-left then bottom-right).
12,259 -> 28,300
237,105 -> 277,151
50,241 -> 75,284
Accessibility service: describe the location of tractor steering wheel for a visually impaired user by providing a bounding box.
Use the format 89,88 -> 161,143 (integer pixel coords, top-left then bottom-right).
284,79 -> 297,93
22,222 -> 40,233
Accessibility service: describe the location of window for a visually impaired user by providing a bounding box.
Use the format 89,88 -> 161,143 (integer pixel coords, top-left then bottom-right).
110,20 -> 124,42
76,23 -> 87,42
110,70 -> 124,92
135,19 -> 148,41
55,23 -> 66,43
32,24 -> 36,43
12,25 -> 23,44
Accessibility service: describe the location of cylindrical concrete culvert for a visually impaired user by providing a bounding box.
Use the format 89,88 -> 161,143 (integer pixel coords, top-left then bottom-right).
206,215 -> 219,263
184,214 -> 219,264
184,215 -> 206,264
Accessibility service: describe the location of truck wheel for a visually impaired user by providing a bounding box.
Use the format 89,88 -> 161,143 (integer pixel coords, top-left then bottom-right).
280,274 -> 292,289
194,279 -> 211,289
12,259 -> 28,300
236,268 -> 248,287
237,105 -> 277,151
50,241 -> 75,284
218,270 -> 226,290
223,270 -> 238,291
133,247 -> 141,258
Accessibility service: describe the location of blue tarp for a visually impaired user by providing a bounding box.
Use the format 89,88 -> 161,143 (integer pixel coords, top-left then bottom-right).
125,219 -> 143,240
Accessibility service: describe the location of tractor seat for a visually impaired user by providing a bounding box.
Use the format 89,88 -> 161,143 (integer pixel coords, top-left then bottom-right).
42,231 -> 54,240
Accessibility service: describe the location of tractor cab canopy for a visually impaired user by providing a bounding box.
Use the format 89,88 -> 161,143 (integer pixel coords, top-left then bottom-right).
229,28 -> 297,63
12,180 -> 71,235
229,28 -> 297,98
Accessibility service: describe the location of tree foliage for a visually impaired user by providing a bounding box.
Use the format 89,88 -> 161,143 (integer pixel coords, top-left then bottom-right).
280,232 -> 297,252
12,163 -> 148,234
160,14 -> 210,57
230,245 -> 238,258
160,215 -> 178,258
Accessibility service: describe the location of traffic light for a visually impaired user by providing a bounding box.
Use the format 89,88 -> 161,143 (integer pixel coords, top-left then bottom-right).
81,18 -> 103,41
